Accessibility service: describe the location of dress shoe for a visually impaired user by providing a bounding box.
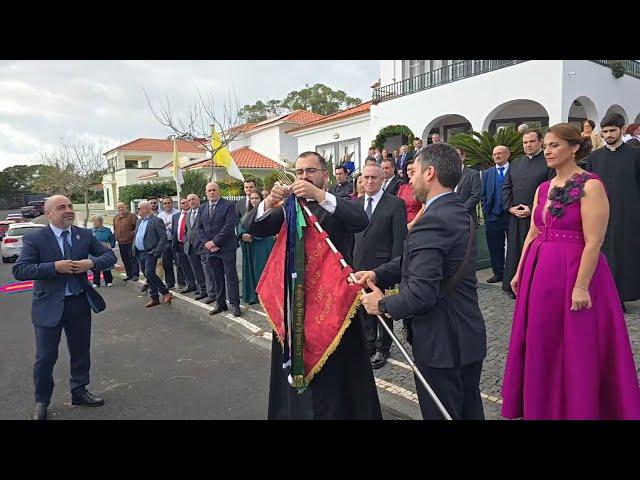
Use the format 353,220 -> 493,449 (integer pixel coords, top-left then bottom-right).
180,286 -> 196,294
132,276 -> 139,282
507,292 -> 516,300
145,298 -> 160,308
163,292 -> 173,305
194,293 -> 208,301
140,283 -> 149,293
209,303 -> 229,315
202,297 -> 216,304
230,304 -> 242,317
622,302 -> 628,313
486,275 -> 503,283
71,389 -> 105,407
31,402 -> 48,420
371,351 -> 388,369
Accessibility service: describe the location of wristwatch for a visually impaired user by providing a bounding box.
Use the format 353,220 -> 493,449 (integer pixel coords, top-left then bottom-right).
378,298 -> 392,319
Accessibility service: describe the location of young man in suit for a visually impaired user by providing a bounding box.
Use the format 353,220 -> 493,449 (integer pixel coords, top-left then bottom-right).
454,148 -> 482,224
381,158 -> 402,195
236,179 -> 257,220
328,164 -> 354,199
481,146 -> 511,284
353,164 -> 407,369
13,195 -> 117,420
358,144 -> 487,420
133,200 -> 172,307
198,182 -> 242,317
172,197 -> 197,293
183,193 -> 209,301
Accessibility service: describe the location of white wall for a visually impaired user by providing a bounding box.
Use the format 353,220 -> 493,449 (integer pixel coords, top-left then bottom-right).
249,125 -> 281,160
278,125 -> 300,164
380,60 -> 401,85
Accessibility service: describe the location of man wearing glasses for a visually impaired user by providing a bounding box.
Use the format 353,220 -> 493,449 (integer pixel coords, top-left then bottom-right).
245,151 -> 381,420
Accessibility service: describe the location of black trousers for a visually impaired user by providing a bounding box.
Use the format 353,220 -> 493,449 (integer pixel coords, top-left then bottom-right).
118,243 -> 139,279
485,212 -> 509,277
207,251 -> 239,306
161,248 -> 184,288
33,294 -> 91,404
175,244 -> 196,288
414,360 -> 484,420
91,268 -> 113,286
360,307 -> 393,355
186,251 -> 207,295
135,249 -> 169,299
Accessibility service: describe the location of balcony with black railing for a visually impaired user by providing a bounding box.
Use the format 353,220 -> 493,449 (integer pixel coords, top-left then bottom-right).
372,60 -> 640,104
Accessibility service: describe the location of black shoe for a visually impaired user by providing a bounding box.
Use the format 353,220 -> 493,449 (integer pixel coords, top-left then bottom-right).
132,276 -> 139,282
622,302 -> 628,313
371,351 -> 388,369
202,297 -> 216,304
194,293 -> 207,300
230,304 -> 241,317
180,286 -> 196,294
31,402 -> 47,420
71,389 -> 105,407
487,275 -> 503,283
122,277 -> 130,281
209,303 -> 229,315
140,284 -> 149,293
507,292 -> 516,300
177,283 -> 186,288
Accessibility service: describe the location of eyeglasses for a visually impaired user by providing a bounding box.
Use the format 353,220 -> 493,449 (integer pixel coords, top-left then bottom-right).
295,167 -> 325,176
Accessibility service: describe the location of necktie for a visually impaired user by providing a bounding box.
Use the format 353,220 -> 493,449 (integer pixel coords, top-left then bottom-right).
209,202 -> 216,217
382,180 -> 388,191
498,166 -> 505,179
366,197 -> 373,220
61,230 -> 83,295
178,212 -> 186,242
190,209 -> 196,228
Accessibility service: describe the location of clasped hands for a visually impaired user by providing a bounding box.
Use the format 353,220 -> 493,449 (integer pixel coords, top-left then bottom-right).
55,259 -> 94,274
509,204 -> 531,218
264,180 -> 326,209
204,241 -> 220,252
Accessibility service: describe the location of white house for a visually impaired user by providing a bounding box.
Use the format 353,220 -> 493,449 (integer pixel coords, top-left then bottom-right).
371,60 -> 640,143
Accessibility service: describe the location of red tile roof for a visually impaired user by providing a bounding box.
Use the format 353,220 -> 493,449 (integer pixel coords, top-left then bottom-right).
286,101 -> 372,133
104,138 -> 207,155
186,147 -> 282,170
283,110 -> 326,124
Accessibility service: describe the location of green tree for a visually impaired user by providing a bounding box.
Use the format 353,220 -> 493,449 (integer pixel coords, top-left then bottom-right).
448,128 -> 525,169
281,83 -> 361,116
238,99 -> 286,123
181,170 -> 208,198
118,181 -> 177,206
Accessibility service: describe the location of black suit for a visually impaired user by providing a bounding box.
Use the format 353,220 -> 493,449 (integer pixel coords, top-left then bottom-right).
329,181 -> 354,199
354,192 -> 407,355
374,193 -> 487,420
455,166 -> 481,224
382,175 -> 401,196
396,152 -> 413,180
236,196 -> 250,220
246,196 -> 382,420
171,210 -> 196,289
197,198 -> 240,307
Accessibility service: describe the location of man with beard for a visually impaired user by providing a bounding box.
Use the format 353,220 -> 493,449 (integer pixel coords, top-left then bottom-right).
502,129 -> 555,298
586,113 -> 640,311
356,144 -> 487,420
245,151 -> 381,420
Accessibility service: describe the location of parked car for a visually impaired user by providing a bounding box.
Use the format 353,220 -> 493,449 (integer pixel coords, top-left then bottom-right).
21,200 -> 46,218
6,213 -> 24,222
0,220 -> 16,238
1,223 -> 47,263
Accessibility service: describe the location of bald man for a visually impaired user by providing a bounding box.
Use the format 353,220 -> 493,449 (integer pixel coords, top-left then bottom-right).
197,182 -> 241,316
113,201 -> 139,281
481,146 -> 511,283
13,195 -> 117,420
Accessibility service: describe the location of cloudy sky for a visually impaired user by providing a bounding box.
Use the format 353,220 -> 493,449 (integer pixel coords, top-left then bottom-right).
0,60 -> 380,171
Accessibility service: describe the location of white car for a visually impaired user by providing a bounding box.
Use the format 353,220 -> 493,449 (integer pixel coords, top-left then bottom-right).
1,223 -> 47,263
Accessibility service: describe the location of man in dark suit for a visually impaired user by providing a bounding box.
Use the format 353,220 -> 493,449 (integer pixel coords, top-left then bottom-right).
172,197 -> 197,293
245,151 -> 381,420
183,193 -> 209,301
481,145 -> 511,284
396,144 -> 412,181
358,144 -> 487,420
198,181 -> 241,317
133,200 -> 172,307
236,179 -> 257,220
454,147 -> 482,224
353,164 -> 407,369
13,195 -> 117,420
381,158 -> 402,195
328,164 -> 354,199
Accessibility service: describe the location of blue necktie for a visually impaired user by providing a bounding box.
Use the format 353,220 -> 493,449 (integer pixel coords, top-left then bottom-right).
498,166 -> 505,179
61,230 -> 84,295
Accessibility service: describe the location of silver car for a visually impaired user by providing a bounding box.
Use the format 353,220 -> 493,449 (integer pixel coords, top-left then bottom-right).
1,223 -> 47,263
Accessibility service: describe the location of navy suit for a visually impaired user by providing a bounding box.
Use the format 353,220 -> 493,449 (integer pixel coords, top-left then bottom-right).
133,215 -> 170,299
197,198 -> 240,306
481,166 -> 509,278
13,225 -> 116,404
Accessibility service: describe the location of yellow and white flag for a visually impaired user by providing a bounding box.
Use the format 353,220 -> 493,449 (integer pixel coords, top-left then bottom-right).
172,139 -> 184,186
211,128 -> 244,181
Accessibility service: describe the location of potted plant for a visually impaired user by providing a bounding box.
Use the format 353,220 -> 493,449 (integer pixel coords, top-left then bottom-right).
610,60 -> 626,79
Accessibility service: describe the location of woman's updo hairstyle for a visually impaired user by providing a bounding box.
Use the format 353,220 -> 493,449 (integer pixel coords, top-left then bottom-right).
546,123 -> 592,161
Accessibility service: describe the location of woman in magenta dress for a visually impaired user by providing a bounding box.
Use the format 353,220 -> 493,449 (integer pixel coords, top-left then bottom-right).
501,123 -> 640,420
396,160 -> 425,229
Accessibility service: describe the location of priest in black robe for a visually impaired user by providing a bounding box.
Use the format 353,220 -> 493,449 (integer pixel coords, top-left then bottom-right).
245,151 -> 382,420
586,113 -> 640,306
502,130 -> 555,296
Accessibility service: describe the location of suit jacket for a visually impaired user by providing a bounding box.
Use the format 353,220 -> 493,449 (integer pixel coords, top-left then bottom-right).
353,193 -> 407,288
481,166 -> 505,219
13,225 -> 117,327
374,193 -> 487,368
197,197 -> 239,253
329,181 -> 354,199
184,208 -> 203,255
382,176 -> 402,196
132,215 -> 168,257
246,196 -> 368,265
171,210 -> 189,252
396,152 -> 413,179
455,166 -> 481,223
236,196 -> 250,220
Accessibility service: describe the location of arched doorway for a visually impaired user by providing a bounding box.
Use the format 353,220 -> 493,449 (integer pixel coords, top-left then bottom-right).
421,114 -> 473,144
483,99 -> 549,133
568,96 -> 598,130
374,125 -> 415,154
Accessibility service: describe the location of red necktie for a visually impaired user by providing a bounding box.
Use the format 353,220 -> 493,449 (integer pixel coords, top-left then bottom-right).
178,212 -> 187,242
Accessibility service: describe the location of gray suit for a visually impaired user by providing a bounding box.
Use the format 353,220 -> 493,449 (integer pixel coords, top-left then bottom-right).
183,208 -> 210,297
455,166 -> 482,224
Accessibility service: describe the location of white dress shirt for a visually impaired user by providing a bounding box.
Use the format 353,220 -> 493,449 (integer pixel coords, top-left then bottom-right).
363,188 -> 384,216
256,192 -> 338,220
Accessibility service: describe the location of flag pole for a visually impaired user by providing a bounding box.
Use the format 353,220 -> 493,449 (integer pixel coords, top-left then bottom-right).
173,136 -> 182,200
297,197 -> 453,421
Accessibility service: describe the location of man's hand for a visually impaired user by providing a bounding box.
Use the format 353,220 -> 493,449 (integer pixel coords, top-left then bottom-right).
360,279 -> 384,315
264,182 -> 291,210
71,259 -> 94,273
204,240 -> 217,251
518,205 -> 531,217
55,260 -> 75,274
210,246 -> 220,253
291,180 -> 325,203
241,233 -> 252,243
353,270 -> 377,287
